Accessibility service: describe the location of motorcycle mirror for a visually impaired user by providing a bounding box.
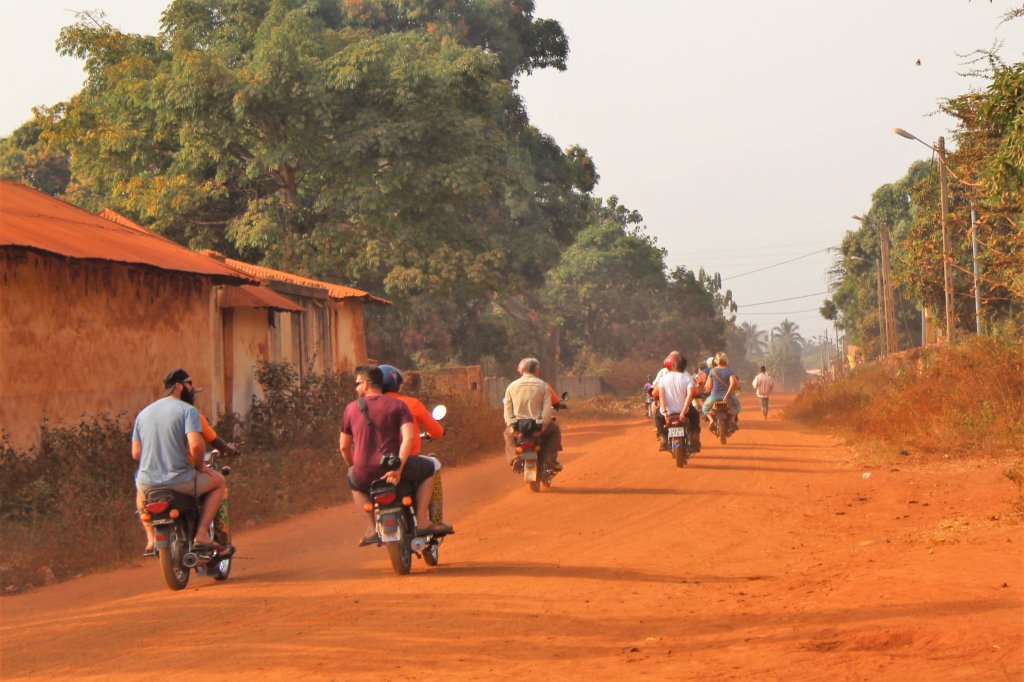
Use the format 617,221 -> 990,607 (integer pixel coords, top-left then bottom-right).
431,404 -> 448,421
560,392 -> 569,400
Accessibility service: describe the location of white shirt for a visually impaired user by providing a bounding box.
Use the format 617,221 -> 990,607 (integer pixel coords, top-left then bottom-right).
752,372 -> 774,398
658,371 -> 694,414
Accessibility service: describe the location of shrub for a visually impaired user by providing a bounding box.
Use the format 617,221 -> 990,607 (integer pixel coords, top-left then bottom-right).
789,336 -> 1024,460
0,362 -> 504,591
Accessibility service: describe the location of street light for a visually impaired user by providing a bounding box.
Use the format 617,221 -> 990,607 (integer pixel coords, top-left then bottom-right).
894,127 -> 954,345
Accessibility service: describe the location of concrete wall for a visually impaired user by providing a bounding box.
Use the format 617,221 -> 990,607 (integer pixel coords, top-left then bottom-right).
483,374 -> 604,407
0,250 -> 220,450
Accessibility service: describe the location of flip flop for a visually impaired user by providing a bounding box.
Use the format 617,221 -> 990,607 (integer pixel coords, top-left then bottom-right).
142,547 -> 157,558
358,534 -> 379,547
192,541 -> 223,551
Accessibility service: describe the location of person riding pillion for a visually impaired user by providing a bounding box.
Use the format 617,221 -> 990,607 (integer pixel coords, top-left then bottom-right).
652,353 -> 701,452
503,357 -> 563,472
340,365 -> 452,547
702,351 -> 742,426
132,368 -> 227,555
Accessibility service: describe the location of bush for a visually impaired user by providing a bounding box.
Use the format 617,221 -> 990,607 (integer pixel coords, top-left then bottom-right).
789,336 -> 1024,460
0,362 -> 504,591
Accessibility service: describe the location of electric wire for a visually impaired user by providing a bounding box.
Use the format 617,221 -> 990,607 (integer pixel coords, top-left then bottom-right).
739,291 -> 827,308
722,247 -> 834,280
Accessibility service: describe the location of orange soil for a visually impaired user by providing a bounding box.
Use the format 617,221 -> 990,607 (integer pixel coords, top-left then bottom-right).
1,394 -> 1021,680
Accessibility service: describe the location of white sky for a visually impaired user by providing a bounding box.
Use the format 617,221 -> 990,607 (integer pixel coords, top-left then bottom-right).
3,0 -> 1022,345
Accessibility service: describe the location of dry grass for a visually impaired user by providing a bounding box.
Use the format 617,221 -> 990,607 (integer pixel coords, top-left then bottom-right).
0,366 -> 503,593
789,337 -> 1024,503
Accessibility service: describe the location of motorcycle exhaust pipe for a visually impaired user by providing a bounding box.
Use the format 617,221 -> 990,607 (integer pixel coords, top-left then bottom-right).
182,552 -> 199,568
410,537 -> 427,553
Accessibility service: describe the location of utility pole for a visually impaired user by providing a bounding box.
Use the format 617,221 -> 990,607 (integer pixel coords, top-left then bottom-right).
878,222 -> 899,354
937,136 -> 955,344
876,262 -> 886,356
971,208 -> 982,335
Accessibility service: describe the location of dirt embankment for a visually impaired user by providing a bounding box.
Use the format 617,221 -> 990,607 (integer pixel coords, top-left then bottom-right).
2,393 -> 1021,680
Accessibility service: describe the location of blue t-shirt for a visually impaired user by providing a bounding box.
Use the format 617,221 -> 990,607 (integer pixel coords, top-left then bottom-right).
133,397 -> 203,486
707,367 -> 735,401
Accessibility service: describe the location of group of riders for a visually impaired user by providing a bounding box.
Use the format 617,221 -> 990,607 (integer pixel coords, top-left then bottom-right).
130,357 -> 565,554
131,354 -> 774,556
643,352 -> 776,453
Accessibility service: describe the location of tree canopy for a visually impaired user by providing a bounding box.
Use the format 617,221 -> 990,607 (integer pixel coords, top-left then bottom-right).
1,0 -> 737,378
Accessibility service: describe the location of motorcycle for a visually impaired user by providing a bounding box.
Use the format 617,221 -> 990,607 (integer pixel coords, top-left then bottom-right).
708,400 -> 738,445
664,412 -> 692,468
364,405 -> 450,575
141,449 -> 237,591
643,387 -> 655,419
512,392 -> 568,492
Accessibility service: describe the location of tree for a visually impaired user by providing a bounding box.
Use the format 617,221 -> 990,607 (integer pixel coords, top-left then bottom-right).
0,108 -> 70,196
737,321 -> 768,359
40,0 -> 591,365
541,197 -> 666,371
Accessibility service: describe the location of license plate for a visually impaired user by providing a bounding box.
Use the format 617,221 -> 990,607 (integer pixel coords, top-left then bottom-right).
523,460 -> 538,481
667,427 -> 685,438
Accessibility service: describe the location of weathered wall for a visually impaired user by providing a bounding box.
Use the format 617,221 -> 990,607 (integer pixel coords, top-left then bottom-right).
0,250 -> 220,451
221,306 -> 271,415
330,301 -> 366,372
483,374 -> 604,407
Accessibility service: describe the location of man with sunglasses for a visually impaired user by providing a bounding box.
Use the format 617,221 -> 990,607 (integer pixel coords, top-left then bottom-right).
132,368 -> 227,554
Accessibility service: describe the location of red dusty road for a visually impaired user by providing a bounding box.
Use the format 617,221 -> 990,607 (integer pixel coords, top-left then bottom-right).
2,394 -> 1021,680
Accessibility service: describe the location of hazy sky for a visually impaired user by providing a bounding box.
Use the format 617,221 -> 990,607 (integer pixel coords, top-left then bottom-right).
3,0 -> 1022,345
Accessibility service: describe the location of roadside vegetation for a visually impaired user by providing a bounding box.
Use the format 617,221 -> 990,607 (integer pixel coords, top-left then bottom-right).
789,337 -> 1024,508
0,362 -> 502,593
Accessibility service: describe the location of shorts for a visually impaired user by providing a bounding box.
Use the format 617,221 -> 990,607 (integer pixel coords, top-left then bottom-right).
137,471 -> 216,497
347,455 -> 435,494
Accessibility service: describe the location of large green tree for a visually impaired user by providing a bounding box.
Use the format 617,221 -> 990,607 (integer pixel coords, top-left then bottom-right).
34,0 -> 597,364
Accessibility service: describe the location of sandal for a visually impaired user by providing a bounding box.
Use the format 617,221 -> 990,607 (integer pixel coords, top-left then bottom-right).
358,534 -> 379,547
142,547 -> 157,558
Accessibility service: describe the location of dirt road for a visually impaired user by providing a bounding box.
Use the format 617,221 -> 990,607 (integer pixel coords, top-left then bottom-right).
2,394 -> 1021,680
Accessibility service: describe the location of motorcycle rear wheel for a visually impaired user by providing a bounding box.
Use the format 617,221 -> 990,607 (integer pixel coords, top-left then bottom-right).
386,519 -> 412,575
672,441 -> 688,468
717,415 -> 728,445
159,521 -> 191,591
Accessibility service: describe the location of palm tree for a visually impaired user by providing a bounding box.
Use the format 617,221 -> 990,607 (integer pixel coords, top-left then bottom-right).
738,321 -> 768,359
770,319 -> 804,357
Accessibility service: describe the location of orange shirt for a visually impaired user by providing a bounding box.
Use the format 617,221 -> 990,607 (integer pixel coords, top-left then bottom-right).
200,413 -> 217,443
391,393 -> 444,455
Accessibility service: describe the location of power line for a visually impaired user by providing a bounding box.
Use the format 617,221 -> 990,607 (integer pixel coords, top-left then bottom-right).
722,247 -> 834,280
736,308 -> 821,315
682,240 -> 837,256
739,291 -> 827,308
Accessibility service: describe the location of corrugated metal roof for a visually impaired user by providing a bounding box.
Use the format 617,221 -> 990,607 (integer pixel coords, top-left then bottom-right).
220,284 -> 305,312
202,251 -> 390,306
0,181 -> 253,284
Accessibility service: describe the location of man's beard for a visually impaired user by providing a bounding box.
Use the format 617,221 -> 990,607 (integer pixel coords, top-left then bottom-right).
180,387 -> 195,405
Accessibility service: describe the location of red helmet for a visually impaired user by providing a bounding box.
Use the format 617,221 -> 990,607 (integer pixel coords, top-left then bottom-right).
662,350 -> 680,370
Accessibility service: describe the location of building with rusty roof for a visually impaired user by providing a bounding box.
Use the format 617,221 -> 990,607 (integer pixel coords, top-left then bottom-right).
1,180 -> 385,449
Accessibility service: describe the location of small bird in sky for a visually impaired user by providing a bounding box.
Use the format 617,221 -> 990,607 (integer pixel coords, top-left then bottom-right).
915,58 -> 921,66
